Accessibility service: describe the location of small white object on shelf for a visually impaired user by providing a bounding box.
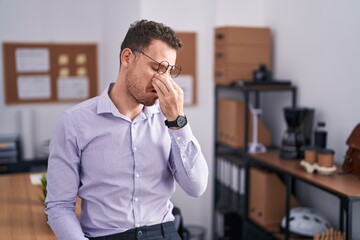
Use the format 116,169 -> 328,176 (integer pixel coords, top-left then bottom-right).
300,160 -> 317,173
300,160 -> 337,175
248,103 -> 267,153
316,164 -> 337,175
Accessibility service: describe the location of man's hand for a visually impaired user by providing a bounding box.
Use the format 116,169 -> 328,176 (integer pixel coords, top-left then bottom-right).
152,73 -> 184,121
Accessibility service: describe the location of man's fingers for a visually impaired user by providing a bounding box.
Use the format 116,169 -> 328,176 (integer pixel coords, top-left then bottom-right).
170,79 -> 183,95
153,74 -> 176,93
154,79 -> 171,100
152,82 -> 164,97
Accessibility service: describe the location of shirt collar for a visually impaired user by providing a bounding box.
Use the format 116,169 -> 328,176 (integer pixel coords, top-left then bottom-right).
97,83 -> 160,119
97,83 -> 114,114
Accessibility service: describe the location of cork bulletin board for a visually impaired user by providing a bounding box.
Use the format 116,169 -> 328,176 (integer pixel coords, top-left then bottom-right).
2,42 -> 98,104
175,32 -> 197,105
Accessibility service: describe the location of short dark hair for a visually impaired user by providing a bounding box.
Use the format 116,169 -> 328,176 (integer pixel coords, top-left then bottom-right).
120,19 -> 183,54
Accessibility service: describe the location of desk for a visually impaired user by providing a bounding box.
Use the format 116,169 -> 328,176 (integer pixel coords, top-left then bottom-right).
0,173 -> 80,240
250,151 -> 360,240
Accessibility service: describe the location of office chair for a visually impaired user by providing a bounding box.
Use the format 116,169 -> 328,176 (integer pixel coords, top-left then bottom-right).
172,206 -> 189,240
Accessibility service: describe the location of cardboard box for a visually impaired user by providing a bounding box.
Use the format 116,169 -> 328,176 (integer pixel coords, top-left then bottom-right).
248,167 -> 298,227
215,27 -> 271,46
215,45 -> 271,64
214,26 -> 272,85
217,98 -> 271,148
215,63 -> 259,85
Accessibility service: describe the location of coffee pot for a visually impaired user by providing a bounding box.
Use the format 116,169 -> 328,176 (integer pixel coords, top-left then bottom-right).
280,107 -> 314,159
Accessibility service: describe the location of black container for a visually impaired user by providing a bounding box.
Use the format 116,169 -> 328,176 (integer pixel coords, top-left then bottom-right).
314,122 -> 327,149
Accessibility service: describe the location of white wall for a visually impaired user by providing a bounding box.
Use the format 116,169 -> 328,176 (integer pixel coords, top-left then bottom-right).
100,0 -> 141,89
262,0 -> 360,155
1,0 -> 359,239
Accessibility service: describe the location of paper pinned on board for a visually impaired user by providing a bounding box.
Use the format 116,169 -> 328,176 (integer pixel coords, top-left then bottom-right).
17,75 -> 51,99
57,76 -> 89,99
15,48 -> 50,72
174,74 -> 193,105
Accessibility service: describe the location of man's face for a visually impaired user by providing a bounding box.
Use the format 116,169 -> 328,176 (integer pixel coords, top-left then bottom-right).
125,40 -> 177,106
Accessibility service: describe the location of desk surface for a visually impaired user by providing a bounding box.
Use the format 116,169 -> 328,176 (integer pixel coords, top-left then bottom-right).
251,151 -> 360,198
0,173 -> 80,240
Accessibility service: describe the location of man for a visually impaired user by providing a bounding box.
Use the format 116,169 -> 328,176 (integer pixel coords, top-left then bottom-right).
45,19 -> 208,240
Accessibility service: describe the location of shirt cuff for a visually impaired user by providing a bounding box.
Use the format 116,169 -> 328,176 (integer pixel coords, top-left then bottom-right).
167,124 -> 194,146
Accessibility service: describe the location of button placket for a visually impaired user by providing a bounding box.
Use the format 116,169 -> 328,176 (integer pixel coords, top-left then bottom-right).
131,122 -> 141,227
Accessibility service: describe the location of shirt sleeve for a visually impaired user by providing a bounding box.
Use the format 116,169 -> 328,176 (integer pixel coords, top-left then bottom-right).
45,113 -> 88,240
167,123 -> 209,197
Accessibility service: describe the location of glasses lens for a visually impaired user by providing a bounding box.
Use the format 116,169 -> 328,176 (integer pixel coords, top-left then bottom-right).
157,61 -> 181,78
158,61 -> 169,75
170,65 -> 181,78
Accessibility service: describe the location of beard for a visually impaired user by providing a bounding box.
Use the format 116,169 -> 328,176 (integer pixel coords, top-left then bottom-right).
125,65 -> 158,106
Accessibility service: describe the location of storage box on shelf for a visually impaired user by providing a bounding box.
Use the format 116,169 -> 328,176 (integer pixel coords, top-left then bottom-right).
249,167 -> 285,227
217,97 -> 271,149
249,167 -> 298,228
214,26 -> 272,85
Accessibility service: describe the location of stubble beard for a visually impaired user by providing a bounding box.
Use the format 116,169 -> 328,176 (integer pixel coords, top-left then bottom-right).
125,66 -> 157,106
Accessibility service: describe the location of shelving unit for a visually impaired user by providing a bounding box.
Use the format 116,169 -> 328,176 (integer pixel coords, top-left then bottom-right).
213,82 -> 359,240
213,82 -> 297,240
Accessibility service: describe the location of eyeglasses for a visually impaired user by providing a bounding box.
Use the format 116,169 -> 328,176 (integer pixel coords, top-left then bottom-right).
140,50 -> 182,78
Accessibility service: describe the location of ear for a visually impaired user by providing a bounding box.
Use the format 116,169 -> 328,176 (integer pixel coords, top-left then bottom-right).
120,48 -> 134,67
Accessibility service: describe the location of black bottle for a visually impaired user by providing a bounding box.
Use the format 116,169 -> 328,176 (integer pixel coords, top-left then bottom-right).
314,122 -> 327,149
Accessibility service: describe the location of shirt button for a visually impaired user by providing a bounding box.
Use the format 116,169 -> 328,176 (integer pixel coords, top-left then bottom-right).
133,147 -> 138,151
176,137 -> 181,141
134,197 -> 138,202
136,223 -> 140,227
137,230 -> 143,237
136,173 -> 140,178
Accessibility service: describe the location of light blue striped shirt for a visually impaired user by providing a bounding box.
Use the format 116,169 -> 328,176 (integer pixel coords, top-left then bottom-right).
45,84 -> 208,240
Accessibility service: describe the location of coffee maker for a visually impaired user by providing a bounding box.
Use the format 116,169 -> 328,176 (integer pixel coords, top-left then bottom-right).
280,107 -> 314,159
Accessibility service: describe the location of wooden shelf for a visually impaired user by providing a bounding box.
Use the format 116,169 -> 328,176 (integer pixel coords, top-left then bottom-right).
249,150 -> 360,198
